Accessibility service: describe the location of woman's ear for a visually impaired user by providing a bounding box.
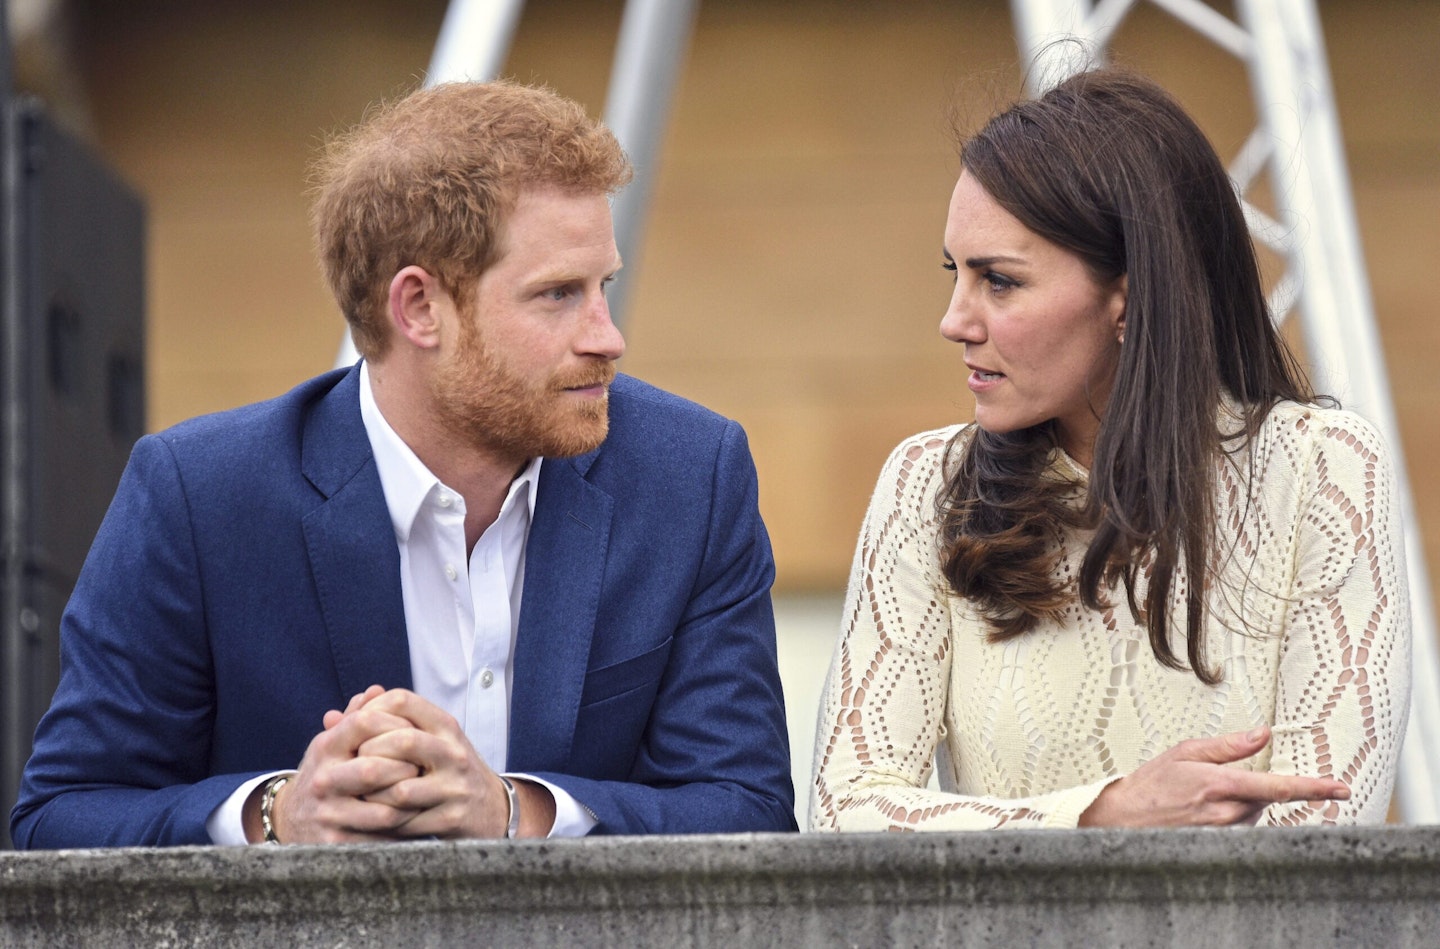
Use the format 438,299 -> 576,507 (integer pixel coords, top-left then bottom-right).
388,265 -> 447,351
1111,273 -> 1128,345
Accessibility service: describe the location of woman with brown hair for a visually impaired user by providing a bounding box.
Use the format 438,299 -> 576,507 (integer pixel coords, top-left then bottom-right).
811,68 -> 1411,830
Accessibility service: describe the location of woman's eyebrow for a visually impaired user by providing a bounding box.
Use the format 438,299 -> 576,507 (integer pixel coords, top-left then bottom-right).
965,255 -> 1025,269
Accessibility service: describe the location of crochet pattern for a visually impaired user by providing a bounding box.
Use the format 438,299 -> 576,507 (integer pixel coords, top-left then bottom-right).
811,402 -> 1411,830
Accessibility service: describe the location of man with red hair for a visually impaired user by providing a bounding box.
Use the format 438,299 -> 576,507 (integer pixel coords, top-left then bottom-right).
13,81 -> 795,847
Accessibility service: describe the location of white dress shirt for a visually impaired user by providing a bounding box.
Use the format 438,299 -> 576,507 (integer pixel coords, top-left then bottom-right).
205,364 -> 596,843
363,366 -> 538,775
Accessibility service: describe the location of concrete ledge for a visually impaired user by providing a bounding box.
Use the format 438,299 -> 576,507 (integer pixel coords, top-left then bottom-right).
4,828 -> 1439,946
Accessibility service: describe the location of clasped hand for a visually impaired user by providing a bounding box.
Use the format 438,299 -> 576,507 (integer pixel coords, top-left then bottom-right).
262,685 -> 512,844
1078,726 -> 1350,827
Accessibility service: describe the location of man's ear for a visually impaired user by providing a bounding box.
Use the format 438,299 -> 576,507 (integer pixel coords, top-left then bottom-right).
388,265 -> 447,351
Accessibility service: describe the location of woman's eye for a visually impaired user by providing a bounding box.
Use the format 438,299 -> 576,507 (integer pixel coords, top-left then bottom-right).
984,271 -> 1017,292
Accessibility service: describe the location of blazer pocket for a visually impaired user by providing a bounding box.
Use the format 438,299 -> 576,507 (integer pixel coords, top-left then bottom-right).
579,637 -> 674,707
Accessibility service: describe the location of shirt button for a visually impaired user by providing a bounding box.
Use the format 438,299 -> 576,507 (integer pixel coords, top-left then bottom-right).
444,564 -> 457,581
480,669 -> 495,689
438,494 -> 453,508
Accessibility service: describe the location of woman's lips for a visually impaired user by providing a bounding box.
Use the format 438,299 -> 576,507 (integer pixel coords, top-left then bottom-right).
967,368 -> 1005,392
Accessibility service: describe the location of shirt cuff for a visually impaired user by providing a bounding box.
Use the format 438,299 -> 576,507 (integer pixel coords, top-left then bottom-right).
508,773 -> 597,838
206,771 -> 291,846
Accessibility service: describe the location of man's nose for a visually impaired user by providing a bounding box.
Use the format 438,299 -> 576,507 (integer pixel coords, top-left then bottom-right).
581,294 -> 626,360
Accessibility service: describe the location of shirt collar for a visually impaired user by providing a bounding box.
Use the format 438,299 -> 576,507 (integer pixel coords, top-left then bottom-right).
358,362 -> 542,545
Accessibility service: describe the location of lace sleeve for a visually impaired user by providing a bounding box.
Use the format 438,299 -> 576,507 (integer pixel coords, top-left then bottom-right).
1262,410 -> 1411,825
809,429 -> 1114,832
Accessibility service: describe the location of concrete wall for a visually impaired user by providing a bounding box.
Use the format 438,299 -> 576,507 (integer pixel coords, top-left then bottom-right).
3,828 -> 1439,946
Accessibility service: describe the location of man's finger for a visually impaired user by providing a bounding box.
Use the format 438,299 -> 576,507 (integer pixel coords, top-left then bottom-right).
317,795 -> 423,836
323,685 -> 390,732
361,773 -> 452,812
358,689 -> 462,737
346,685 -> 386,715
322,708 -> 417,755
317,754 -> 422,799
356,727 -> 460,775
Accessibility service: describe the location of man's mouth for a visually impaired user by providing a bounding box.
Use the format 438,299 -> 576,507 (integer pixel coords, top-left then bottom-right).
558,366 -> 617,394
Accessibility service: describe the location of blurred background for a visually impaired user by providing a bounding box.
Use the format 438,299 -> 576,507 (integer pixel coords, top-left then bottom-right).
9,0 -> 1439,822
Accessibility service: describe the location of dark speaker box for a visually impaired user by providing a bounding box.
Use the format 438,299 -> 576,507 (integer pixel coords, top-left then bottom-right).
0,98 -> 145,847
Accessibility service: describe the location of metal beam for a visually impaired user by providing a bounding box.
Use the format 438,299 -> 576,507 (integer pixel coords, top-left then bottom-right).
601,0 -> 701,327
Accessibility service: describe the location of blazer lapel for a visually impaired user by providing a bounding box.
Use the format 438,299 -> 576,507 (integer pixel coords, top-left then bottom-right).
509,451 -> 613,772
299,366 -> 411,697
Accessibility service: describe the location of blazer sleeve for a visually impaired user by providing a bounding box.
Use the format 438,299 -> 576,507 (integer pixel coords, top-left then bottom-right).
10,435 -> 265,848
528,420 -> 797,834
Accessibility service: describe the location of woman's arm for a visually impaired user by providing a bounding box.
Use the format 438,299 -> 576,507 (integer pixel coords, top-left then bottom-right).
811,430 -> 1116,831
811,423 -> 1362,833
1260,409 -> 1412,825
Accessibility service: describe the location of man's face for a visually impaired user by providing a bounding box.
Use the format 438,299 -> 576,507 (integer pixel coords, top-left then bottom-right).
430,186 -> 625,462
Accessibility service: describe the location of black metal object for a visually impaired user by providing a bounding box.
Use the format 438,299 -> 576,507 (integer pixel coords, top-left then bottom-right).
0,97 -> 145,849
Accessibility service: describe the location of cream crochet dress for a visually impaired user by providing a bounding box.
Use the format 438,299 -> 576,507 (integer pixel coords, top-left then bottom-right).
811,402 -> 1411,830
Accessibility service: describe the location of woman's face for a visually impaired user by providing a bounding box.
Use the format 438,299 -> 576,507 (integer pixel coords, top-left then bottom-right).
939,171 -> 1127,467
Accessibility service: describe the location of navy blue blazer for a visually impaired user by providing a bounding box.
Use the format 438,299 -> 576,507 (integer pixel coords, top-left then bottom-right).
11,366 -> 796,846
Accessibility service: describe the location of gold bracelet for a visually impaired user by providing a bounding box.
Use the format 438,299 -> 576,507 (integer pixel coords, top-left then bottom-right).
260,774 -> 291,845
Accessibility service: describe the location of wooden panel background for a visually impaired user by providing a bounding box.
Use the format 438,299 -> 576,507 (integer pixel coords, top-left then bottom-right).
38,0 -> 1440,597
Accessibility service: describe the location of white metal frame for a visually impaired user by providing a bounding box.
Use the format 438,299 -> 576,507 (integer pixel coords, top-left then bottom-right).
601,0 -> 700,323
427,0 -> 525,86
1011,0 -> 1440,823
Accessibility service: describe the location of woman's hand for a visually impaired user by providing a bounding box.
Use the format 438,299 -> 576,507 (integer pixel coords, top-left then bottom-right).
1078,726 -> 1350,827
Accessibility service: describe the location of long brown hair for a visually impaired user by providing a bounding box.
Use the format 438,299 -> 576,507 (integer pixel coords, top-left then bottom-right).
937,68 -> 1316,683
